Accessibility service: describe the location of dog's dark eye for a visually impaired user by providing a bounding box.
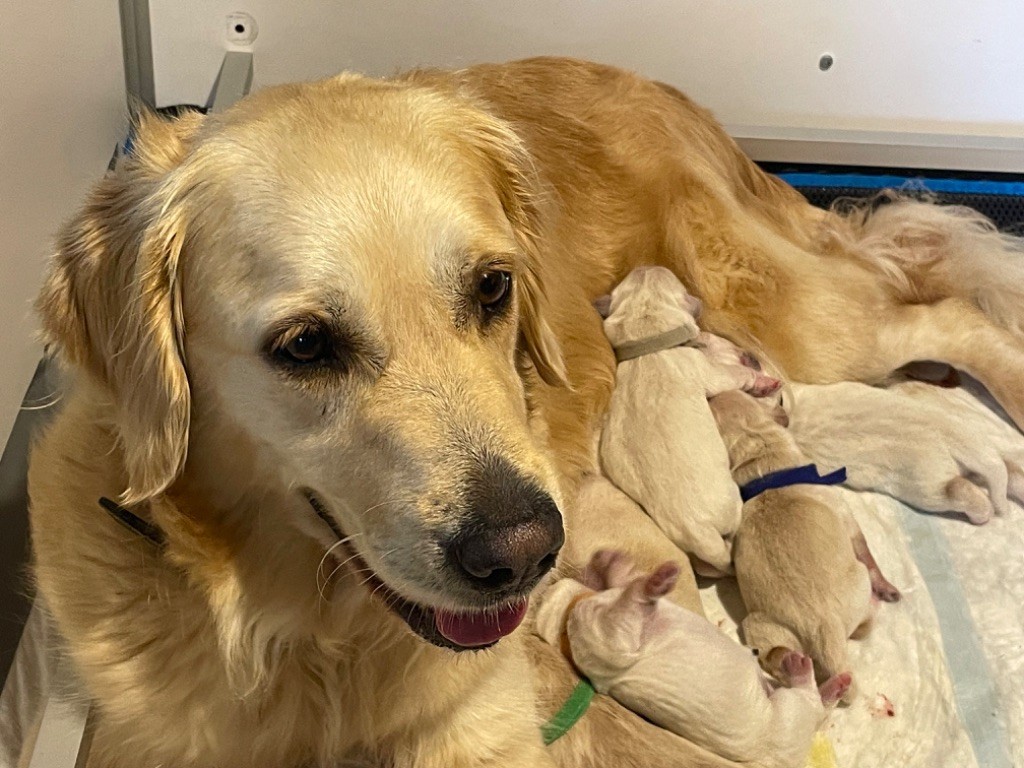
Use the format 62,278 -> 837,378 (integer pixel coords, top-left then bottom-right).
476,270 -> 512,311
280,330 -> 327,364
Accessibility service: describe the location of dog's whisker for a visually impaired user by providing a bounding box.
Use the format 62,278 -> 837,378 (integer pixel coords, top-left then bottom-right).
19,393 -> 63,411
315,534 -> 364,590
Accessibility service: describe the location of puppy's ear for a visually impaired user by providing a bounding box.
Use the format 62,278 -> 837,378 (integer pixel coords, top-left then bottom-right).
464,112 -> 568,387
771,404 -> 790,428
682,294 -> 703,319
593,295 -> 612,319
37,110 -> 205,503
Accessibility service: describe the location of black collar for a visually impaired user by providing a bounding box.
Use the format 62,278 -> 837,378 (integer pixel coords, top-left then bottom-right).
98,497 -> 165,546
99,491 -> 339,549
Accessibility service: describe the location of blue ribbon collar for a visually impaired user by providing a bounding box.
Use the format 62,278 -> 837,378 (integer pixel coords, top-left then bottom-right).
739,464 -> 847,502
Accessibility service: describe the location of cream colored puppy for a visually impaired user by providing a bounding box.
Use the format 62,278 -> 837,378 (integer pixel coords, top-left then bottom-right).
786,381 -> 1021,524
709,390 -> 875,697
535,551 -> 849,768
599,266 -> 746,576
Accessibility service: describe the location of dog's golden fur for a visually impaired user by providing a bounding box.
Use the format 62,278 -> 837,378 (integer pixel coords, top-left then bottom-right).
28,56 -> 1024,767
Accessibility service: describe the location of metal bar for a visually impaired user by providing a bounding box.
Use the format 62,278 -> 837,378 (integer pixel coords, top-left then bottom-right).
25,659 -> 92,768
732,124 -> 1024,175
208,51 -> 254,113
118,0 -> 156,109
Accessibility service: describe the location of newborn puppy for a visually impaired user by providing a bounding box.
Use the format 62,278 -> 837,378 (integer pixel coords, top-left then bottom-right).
786,381 -> 1020,524
535,551 -> 849,768
709,390 -> 877,698
598,266 -> 746,575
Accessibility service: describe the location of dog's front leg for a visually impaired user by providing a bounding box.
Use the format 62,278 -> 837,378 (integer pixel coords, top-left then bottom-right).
873,298 -> 1024,431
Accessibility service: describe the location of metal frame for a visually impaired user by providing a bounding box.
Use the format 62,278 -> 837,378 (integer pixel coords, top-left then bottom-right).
118,0 -> 156,109
733,124 -> 1024,176
1,11 -> 257,765
208,51 -> 254,113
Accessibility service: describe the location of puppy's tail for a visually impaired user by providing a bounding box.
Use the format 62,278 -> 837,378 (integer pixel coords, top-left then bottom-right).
826,193 -> 1024,337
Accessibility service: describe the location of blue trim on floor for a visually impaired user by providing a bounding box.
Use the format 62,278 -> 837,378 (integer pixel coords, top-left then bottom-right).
776,173 -> 1024,196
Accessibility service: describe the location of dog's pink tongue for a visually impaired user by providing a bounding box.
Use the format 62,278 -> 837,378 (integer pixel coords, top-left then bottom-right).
435,599 -> 529,647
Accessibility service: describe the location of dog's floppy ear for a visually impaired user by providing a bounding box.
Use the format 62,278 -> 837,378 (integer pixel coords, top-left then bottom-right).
36,110 -> 205,503
463,112 -> 568,387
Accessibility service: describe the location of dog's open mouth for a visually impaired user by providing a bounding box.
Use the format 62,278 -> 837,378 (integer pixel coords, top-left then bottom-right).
307,492 -> 528,652
353,549 -> 529,651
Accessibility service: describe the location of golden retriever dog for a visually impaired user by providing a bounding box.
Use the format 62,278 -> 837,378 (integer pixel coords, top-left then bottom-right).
28,56 -> 1024,767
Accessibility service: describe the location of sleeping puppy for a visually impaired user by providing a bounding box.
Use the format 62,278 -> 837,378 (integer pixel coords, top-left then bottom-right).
598,266 -> 751,576
709,390 -> 876,699
785,381 -> 1021,524
535,550 -> 850,768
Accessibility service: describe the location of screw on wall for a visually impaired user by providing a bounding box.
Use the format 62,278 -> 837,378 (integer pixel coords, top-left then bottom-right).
226,12 -> 258,46
819,54 -> 834,72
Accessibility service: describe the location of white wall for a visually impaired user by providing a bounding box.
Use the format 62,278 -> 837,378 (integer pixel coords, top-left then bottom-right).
148,0 -> 1024,170
0,0 -> 126,446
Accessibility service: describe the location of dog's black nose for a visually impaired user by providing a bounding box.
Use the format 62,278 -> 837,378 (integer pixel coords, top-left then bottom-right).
447,459 -> 564,594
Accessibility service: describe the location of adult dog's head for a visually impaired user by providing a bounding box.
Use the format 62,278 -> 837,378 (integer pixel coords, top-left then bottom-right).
38,75 -> 569,652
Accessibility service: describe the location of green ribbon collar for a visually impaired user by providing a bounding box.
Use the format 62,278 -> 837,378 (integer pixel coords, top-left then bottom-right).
541,679 -> 596,745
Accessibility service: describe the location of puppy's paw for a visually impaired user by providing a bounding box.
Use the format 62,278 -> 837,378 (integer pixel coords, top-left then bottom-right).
642,562 -> 680,600
966,509 -> 993,525
584,549 -> 636,589
819,673 -> 853,706
871,574 -> 901,603
779,650 -> 814,688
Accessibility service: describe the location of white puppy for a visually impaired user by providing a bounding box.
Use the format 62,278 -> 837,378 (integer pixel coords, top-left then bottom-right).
786,380 -> 1023,524
535,551 -> 849,768
599,266 -> 754,575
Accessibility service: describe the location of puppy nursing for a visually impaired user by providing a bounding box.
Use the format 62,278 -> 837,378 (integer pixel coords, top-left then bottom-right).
536,551 -> 849,768
599,266 -> 779,576
786,381 -> 1024,524
709,390 -> 877,696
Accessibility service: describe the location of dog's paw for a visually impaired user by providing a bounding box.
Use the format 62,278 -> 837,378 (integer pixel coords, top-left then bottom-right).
585,549 -> 636,589
871,574 -> 902,603
642,562 -> 680,600
780,650 -> 814,688
819,673 -> 853,706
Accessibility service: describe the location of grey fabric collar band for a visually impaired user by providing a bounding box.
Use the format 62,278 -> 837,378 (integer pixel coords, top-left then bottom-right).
613,325 -> 702,363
